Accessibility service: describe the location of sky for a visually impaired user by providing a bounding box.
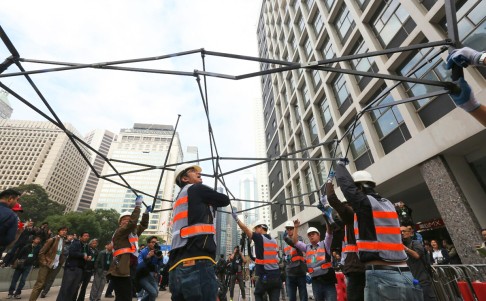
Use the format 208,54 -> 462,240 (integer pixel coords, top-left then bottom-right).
0,0 -> 264,196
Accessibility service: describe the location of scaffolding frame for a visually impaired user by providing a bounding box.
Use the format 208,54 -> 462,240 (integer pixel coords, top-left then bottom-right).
0,0 -> 466,216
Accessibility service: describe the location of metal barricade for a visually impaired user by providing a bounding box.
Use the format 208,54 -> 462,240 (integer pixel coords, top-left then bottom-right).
430,264 -> 486,301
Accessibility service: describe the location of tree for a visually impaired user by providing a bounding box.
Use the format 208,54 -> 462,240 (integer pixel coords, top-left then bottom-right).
14,184 -> 66,223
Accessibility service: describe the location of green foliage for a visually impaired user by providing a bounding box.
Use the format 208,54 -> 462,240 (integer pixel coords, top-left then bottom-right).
14,184 -> 66,223
43,209 -> 119,246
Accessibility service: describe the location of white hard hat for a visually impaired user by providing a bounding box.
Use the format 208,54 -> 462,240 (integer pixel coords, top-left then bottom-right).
119,212 -> 131,223
284,221 -> 294,228
307,227 -> 320,235
352,170 -> 376,186
174,163 -> 202,187
253,220 -> 269,231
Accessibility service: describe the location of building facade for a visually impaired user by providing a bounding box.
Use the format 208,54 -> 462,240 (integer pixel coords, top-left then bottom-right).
0,89 -> 13,119
77,129 -> 115,211
92,123 -> 183,240
0,120 -> 90,211
257,0 -> 486,264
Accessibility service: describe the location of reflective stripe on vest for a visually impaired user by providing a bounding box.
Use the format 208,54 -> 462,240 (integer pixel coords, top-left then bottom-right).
113,233 -> 139,257
353,195 -> 406,262
255,236 -> 279,270
341,225 -> 357,263
305,241 -> 332,277
283,244 -> 305,269
171,184 -> 216,250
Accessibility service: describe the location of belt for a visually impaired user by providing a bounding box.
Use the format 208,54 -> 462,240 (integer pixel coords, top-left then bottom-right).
366,265 -> 410,272
182,259 -> 211,267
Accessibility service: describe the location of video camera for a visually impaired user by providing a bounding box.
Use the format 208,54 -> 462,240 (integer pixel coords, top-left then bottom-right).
153,243 -> 163,257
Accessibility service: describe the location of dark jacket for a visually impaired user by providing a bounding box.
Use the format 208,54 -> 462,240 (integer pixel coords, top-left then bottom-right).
0,203 -> 17,247
327,186 -> 366,274
65,239 -> 88,269
108,206 -> 149,277
168,184 -> 230,270
84,246 -> 99,272
94,249 -> 113,274
16,243 -> 41,267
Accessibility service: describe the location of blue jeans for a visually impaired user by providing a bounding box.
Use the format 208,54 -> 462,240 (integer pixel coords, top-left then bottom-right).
139,273 -> 159,301
9,265 -> 32,295
169,260 -> 218,301
364,269 -> 423,301
311,281 -> 337,301
286,275 -> 308,301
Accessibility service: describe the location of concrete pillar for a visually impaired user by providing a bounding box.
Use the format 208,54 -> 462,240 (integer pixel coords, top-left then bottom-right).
420,156 -> 486,264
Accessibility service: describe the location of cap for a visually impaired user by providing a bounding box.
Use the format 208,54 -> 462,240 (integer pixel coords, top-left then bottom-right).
253,220 -> 269,231
12,203 -> 23,212
352,170 -> 376,186
284,221 -> 294,228
307,227 -> 320,235
118,212 -> 132,223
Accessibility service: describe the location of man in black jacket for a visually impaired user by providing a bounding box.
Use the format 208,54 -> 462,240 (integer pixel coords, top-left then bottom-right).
8,235 -> 42,299
56,232 -> 90,301
75,238 -> 99,301
228,246 -> 247,301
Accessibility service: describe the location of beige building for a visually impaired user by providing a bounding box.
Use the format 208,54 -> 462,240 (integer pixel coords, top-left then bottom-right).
258,0 -> 485,264
0,119 -> 90,211
92,123 -> 183,240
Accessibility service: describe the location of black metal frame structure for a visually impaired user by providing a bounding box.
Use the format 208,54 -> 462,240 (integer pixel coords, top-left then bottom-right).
0,0 -> 464,217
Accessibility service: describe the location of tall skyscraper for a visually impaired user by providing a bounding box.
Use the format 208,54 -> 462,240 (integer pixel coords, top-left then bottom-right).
215,186 -> 229,257
258,0 -> 486,263
0,89 -> 13,119
0,120 -> 90,211
238,170 -> 258,227
92,123 -> 183,240
77,129 -> 115,211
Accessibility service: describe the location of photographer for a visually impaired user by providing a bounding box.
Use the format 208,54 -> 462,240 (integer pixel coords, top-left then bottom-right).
137,236 -> 164,301
215,254 -> 227,282
228,246 -> 247,301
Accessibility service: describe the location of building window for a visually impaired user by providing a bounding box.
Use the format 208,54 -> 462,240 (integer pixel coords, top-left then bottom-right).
355,0 -> 371,10
349,37 -> 379,90
304,167 -> 317,203
334,5 -> 355,41
367,86 -> 411,154
281,204 -> 286,214
315,160 -> 327,187
396,46 -> 455,127
293,104 -> 301,126
312,70 -> 322,89
345,120 -> 374,170
319,96 -> 334,133
278,171 -> 283,182
307,117 -> 319,145
304,37 -> 313,60
370,0 -> 416,49
297,14 -> 306,34
302,86 -> 311,106
332,74 -> 352,115
296,178 -> 304,211
324,0 -> 335,11
306,0 -> 315,9
312,13 -> 324,37
328,139 -> 342,159
321,37 -> 336,61
298,132 -> 308,158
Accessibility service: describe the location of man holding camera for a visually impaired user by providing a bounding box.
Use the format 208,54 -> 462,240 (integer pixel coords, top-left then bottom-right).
228,246 -> 247,301
137,236 -> 164,301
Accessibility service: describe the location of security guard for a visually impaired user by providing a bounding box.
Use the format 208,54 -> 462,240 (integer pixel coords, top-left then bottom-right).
282,220 -> 308,301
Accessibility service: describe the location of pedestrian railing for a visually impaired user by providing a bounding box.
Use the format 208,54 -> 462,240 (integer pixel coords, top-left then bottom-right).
430,264 -> 486,301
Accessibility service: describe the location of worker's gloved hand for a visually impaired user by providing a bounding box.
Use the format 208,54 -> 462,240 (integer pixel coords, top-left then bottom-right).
446,47 -> 483,69
320,195 -> 330,208
231,207 -> 239,222
145,205 -> 153,214
325,182 -> 335,197
450,77 -> 480,112
337,158 -> 349,166
135,195 -> 143,207
327,171 -> 335,182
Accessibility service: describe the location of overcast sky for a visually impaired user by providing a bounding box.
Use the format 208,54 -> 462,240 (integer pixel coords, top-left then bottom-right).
0,0 -> 264,196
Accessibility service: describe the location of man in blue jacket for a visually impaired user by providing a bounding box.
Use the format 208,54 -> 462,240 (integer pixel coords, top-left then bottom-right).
137,236 -> 164,301
0,189 -> 21,249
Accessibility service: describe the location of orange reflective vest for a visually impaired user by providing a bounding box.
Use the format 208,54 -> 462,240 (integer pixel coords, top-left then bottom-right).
283,243 -> 305,270
113,232 -> 139,257
305,241 -> 332,277
354,195 -> 406,262
255,235 -> 279,271
171,184 -> 216,250
341,225 -> 358,263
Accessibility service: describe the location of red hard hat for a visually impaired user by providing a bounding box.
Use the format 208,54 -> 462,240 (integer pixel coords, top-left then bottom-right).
12,203 -> 23,212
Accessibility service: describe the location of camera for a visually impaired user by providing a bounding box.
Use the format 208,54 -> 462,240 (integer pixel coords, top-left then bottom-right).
153,243 -> 163,257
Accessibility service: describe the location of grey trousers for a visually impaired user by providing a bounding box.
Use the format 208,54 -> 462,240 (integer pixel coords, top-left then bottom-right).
56,266 -> 83,301
89,271 -> 108,301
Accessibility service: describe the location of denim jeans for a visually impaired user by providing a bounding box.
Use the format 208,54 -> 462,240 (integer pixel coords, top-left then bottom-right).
139,273 -> 159,301
169,260 -> 218,301
364,269 -> 423,301
286,275 -> 308,301
311,281 -> 337,301
345,272 -> 365,301
9,265 -> 32,295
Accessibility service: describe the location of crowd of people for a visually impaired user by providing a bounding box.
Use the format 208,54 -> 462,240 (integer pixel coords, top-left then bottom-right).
0,47 -> 485,301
